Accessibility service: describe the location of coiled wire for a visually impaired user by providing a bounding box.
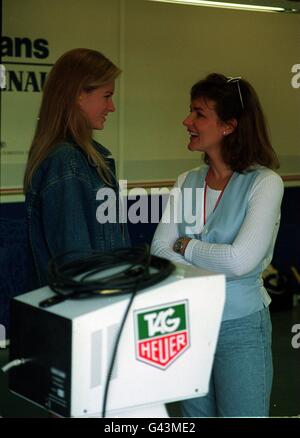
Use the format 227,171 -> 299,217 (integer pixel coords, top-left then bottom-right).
50,246 -> 173,296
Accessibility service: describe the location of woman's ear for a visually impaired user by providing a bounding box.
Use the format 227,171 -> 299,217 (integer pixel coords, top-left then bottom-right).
224,118 -> 237,135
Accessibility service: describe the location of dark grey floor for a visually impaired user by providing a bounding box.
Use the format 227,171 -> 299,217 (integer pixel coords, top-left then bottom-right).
1,304 -> 299,418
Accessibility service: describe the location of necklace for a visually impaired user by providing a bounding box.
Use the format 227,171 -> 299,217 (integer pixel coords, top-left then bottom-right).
203,168 -> 232,225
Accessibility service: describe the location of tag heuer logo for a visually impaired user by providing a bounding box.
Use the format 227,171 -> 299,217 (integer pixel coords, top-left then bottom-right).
134,301 -> 190,369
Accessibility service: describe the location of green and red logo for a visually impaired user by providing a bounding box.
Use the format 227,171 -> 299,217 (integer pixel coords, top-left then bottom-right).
134,301 -> 190,369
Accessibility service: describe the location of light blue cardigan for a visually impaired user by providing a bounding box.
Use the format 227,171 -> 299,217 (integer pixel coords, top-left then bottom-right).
178,166 -> 273,321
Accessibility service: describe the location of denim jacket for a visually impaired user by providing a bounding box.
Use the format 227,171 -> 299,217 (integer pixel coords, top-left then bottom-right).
25,140 -> 131,288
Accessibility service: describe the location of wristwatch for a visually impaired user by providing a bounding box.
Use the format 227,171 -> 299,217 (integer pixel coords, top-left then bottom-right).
174,237 -> 188,255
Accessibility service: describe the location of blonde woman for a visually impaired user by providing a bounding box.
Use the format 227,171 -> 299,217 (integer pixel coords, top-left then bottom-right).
24,48 -> 130,288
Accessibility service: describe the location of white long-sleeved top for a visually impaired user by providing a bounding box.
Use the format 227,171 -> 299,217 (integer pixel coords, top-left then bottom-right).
151,167 -> 284,280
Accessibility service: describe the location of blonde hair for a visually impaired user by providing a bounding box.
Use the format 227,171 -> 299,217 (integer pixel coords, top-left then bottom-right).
24,48 -> 121,192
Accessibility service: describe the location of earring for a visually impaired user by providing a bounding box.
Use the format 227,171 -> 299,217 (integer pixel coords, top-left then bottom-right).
223,131 -> 227,135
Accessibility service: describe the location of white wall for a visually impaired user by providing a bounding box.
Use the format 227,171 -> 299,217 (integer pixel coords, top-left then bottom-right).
1,0 -> 300,200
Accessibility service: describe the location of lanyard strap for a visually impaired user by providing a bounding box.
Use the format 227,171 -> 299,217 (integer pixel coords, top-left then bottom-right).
203,169 -> 231,226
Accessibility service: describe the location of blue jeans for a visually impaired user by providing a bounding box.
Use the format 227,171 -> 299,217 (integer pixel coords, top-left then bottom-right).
181,307 -> 273,417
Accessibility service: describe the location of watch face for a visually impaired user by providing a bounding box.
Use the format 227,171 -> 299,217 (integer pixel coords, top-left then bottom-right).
175,239 -> 182,253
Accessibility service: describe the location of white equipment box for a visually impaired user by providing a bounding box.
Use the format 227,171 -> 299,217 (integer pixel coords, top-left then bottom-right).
9,263 -> 225,417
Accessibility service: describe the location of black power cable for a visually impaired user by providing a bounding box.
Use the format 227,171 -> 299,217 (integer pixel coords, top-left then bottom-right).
39,245 -> 175,417
101,277 -> 138,418
39,245 -> 174,308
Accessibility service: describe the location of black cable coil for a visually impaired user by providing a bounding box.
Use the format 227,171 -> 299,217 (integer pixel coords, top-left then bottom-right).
40,245 -> 175,307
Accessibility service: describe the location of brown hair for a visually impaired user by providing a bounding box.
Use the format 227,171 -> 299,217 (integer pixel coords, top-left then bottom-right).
24,48 -> 121,192
190,73 -> 279,172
